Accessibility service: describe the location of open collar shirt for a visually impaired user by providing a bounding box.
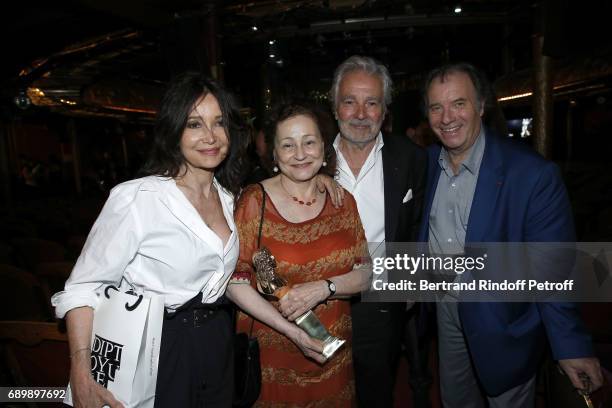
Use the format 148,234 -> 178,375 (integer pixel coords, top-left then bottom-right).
52,175 -> 239,317
333,132 -> 386,248
428,127 -> 486,255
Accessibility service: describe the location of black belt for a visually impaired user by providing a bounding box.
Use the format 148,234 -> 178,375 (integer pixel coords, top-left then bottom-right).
164,293 -> 234,328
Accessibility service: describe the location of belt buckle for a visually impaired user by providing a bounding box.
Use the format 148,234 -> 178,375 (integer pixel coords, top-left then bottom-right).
193,309 -> 211,328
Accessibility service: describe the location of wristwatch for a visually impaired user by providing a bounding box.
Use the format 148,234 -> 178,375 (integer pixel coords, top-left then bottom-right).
325,279 -> 336,297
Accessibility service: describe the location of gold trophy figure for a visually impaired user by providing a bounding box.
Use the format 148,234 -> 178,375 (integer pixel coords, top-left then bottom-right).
253,247 -> 345,359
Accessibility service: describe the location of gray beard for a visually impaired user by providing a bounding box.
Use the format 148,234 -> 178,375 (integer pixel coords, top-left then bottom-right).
339,131 -> 379,150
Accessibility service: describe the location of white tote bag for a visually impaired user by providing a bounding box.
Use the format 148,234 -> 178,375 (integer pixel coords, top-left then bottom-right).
65,285 -> 164,408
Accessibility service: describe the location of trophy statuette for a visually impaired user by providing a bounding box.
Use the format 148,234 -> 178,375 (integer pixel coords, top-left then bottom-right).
252,247 -> 345,359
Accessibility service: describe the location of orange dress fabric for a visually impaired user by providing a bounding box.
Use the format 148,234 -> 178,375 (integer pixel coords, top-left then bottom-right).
232,183 -> 367,407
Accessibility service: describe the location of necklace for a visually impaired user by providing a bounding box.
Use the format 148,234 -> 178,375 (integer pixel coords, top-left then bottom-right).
279,176 -> 317,206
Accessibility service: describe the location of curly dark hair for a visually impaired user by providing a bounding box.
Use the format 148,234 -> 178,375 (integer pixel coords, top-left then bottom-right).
264,102 -> 337,178
140,71 -> 248,196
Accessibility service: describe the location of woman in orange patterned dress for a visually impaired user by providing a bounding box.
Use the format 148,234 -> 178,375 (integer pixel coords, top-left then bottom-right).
227,103 -> 370,407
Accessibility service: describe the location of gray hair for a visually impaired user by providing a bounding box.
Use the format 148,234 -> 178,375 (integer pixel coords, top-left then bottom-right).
330,55 -> 393,112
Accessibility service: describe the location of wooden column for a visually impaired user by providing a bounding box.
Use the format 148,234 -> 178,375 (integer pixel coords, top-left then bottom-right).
204,4 -> 222,81
532,33 -> 553,159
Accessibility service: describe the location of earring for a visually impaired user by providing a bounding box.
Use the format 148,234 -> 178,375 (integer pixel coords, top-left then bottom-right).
273,166 -> 279,173
322,161 -> 327,167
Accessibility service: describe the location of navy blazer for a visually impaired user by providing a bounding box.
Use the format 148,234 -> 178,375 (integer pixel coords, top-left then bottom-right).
417,130 -> 594,395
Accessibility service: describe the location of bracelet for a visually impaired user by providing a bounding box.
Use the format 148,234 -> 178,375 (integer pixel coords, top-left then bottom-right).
69,347 -> 91,359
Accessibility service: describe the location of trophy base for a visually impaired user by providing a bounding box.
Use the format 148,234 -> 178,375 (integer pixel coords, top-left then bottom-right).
295,310 -> 346,359
322,337 -> 345,359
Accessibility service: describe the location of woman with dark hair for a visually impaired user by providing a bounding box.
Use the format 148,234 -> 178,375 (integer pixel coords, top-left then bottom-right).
229,103 -> 370,406
52,73 -> 324,408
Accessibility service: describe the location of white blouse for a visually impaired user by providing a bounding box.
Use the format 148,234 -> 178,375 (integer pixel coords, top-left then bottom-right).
52,175 -> 239,318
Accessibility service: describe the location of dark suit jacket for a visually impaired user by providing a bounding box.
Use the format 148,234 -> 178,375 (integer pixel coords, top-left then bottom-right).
417,130 -> 594,395
381,134 -> 427,243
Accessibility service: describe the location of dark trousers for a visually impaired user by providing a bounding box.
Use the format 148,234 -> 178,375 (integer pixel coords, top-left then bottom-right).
351,301 -> 432,408
351,301 -> 403,408
403,304 -> 433,408
154,295 -> 234,408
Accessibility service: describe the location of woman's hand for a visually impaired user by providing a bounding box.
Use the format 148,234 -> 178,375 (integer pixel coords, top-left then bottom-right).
65,307 -> 124,408
278,281 -> 329,321
70,354 -> 124,408
315,174 -> 344,208
286,326 -> 327,364
228,283 -> 327,364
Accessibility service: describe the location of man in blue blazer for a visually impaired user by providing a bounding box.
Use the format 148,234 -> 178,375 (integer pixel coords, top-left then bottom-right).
418,62 -> 602,407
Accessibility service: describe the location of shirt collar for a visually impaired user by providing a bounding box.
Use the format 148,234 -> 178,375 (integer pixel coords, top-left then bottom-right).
333,131 -> 384,153
438,126 -> 486,175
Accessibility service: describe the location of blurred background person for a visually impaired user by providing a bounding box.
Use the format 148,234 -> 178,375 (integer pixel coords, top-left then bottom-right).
244,117 -> 273,186
405,117 -> 436,148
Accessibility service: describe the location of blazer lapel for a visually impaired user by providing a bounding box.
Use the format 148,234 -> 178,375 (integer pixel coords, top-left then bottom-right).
382,142 -> 402,241
418,144 -> 442,242
466,133 -> 504,243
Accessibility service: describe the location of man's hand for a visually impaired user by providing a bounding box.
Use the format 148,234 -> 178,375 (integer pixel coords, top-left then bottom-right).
315,174 -> 344,208
558,357 -> 603,393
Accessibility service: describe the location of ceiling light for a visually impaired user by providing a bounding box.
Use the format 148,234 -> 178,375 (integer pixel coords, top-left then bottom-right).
454,5 -> 462,13
269,54 -> 275,58
498,92 -> 532,102
269,40 -> 275,45
251,26 -> 258,31
14,90 -> 31,110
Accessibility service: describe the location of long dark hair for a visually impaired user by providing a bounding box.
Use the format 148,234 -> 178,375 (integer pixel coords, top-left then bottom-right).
265,102 -> 337,178
140,72 -> 248,196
